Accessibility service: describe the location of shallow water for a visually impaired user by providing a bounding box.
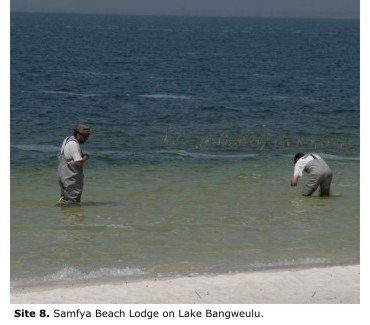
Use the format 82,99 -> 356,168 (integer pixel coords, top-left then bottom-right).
10,155 -> 359,288
10,13 -> 359,288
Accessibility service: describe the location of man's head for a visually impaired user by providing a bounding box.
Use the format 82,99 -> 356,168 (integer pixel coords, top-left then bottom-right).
74,124 -> 91,144
293,152 -> 305,165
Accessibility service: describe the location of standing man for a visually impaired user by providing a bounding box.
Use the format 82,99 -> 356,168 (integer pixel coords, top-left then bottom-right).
290,152 -> 333,196
58,124 -> 91,204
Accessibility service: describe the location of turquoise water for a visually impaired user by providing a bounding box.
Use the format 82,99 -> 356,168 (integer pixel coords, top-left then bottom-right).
10,13 -> 359,288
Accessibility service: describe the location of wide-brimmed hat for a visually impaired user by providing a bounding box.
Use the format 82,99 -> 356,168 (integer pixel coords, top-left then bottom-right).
74,124 -> 91,135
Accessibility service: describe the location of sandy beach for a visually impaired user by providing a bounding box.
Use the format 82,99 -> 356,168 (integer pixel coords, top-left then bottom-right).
10,264 -> 359,304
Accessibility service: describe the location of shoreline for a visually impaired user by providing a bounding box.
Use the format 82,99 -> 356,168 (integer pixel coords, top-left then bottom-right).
10,264 -> 360,304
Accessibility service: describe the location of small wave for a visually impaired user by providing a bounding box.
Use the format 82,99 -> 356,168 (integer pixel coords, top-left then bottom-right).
138,94 -> 194,100
138,28 -> 177,32
21,90 -> 100,97
73,70 -> 126,77
12,144 -> 59,153
249,257 -> 330,270
200,105 -> 241,112
85,223 -> 133,230
21,90 -> 75,96
106,224 -> 133,229
282,153 -> 359,161
320,153 -> 359,161
11,266 -> 146,289
96,150 -> 258,161
161,150 -> 258,160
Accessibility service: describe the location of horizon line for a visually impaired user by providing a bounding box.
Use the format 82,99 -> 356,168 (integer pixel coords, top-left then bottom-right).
10,9 -> 360,20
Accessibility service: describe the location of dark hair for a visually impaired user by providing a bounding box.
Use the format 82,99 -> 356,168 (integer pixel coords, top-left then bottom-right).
293,152 -> 305,164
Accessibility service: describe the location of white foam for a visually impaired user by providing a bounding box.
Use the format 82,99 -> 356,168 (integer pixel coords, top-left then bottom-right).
249,257 -> 330,270
11,266 -> 147,289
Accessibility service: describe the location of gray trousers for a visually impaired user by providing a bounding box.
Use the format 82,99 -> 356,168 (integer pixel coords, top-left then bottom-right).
302,159 -> 333,196
58,154 -> 84,204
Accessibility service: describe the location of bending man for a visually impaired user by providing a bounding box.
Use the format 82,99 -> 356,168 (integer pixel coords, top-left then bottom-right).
290,152 -> 333,196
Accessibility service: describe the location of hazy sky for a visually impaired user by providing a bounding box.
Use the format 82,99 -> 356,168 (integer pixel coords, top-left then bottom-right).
10,0 -> 359,19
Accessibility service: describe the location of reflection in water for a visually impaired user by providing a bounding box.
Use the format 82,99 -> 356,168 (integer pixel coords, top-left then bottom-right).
80,201 -> 121,207
55,201 -> 120,225
57,203 -> 86,225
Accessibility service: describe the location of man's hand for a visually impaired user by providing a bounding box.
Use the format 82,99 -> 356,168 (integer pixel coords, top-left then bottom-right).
75,154 -> 89,167
290,176 -> 298,187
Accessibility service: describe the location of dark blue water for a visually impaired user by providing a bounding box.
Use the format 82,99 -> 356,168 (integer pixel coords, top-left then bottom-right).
10,13 -> 359,288
11,14 -> 359,164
